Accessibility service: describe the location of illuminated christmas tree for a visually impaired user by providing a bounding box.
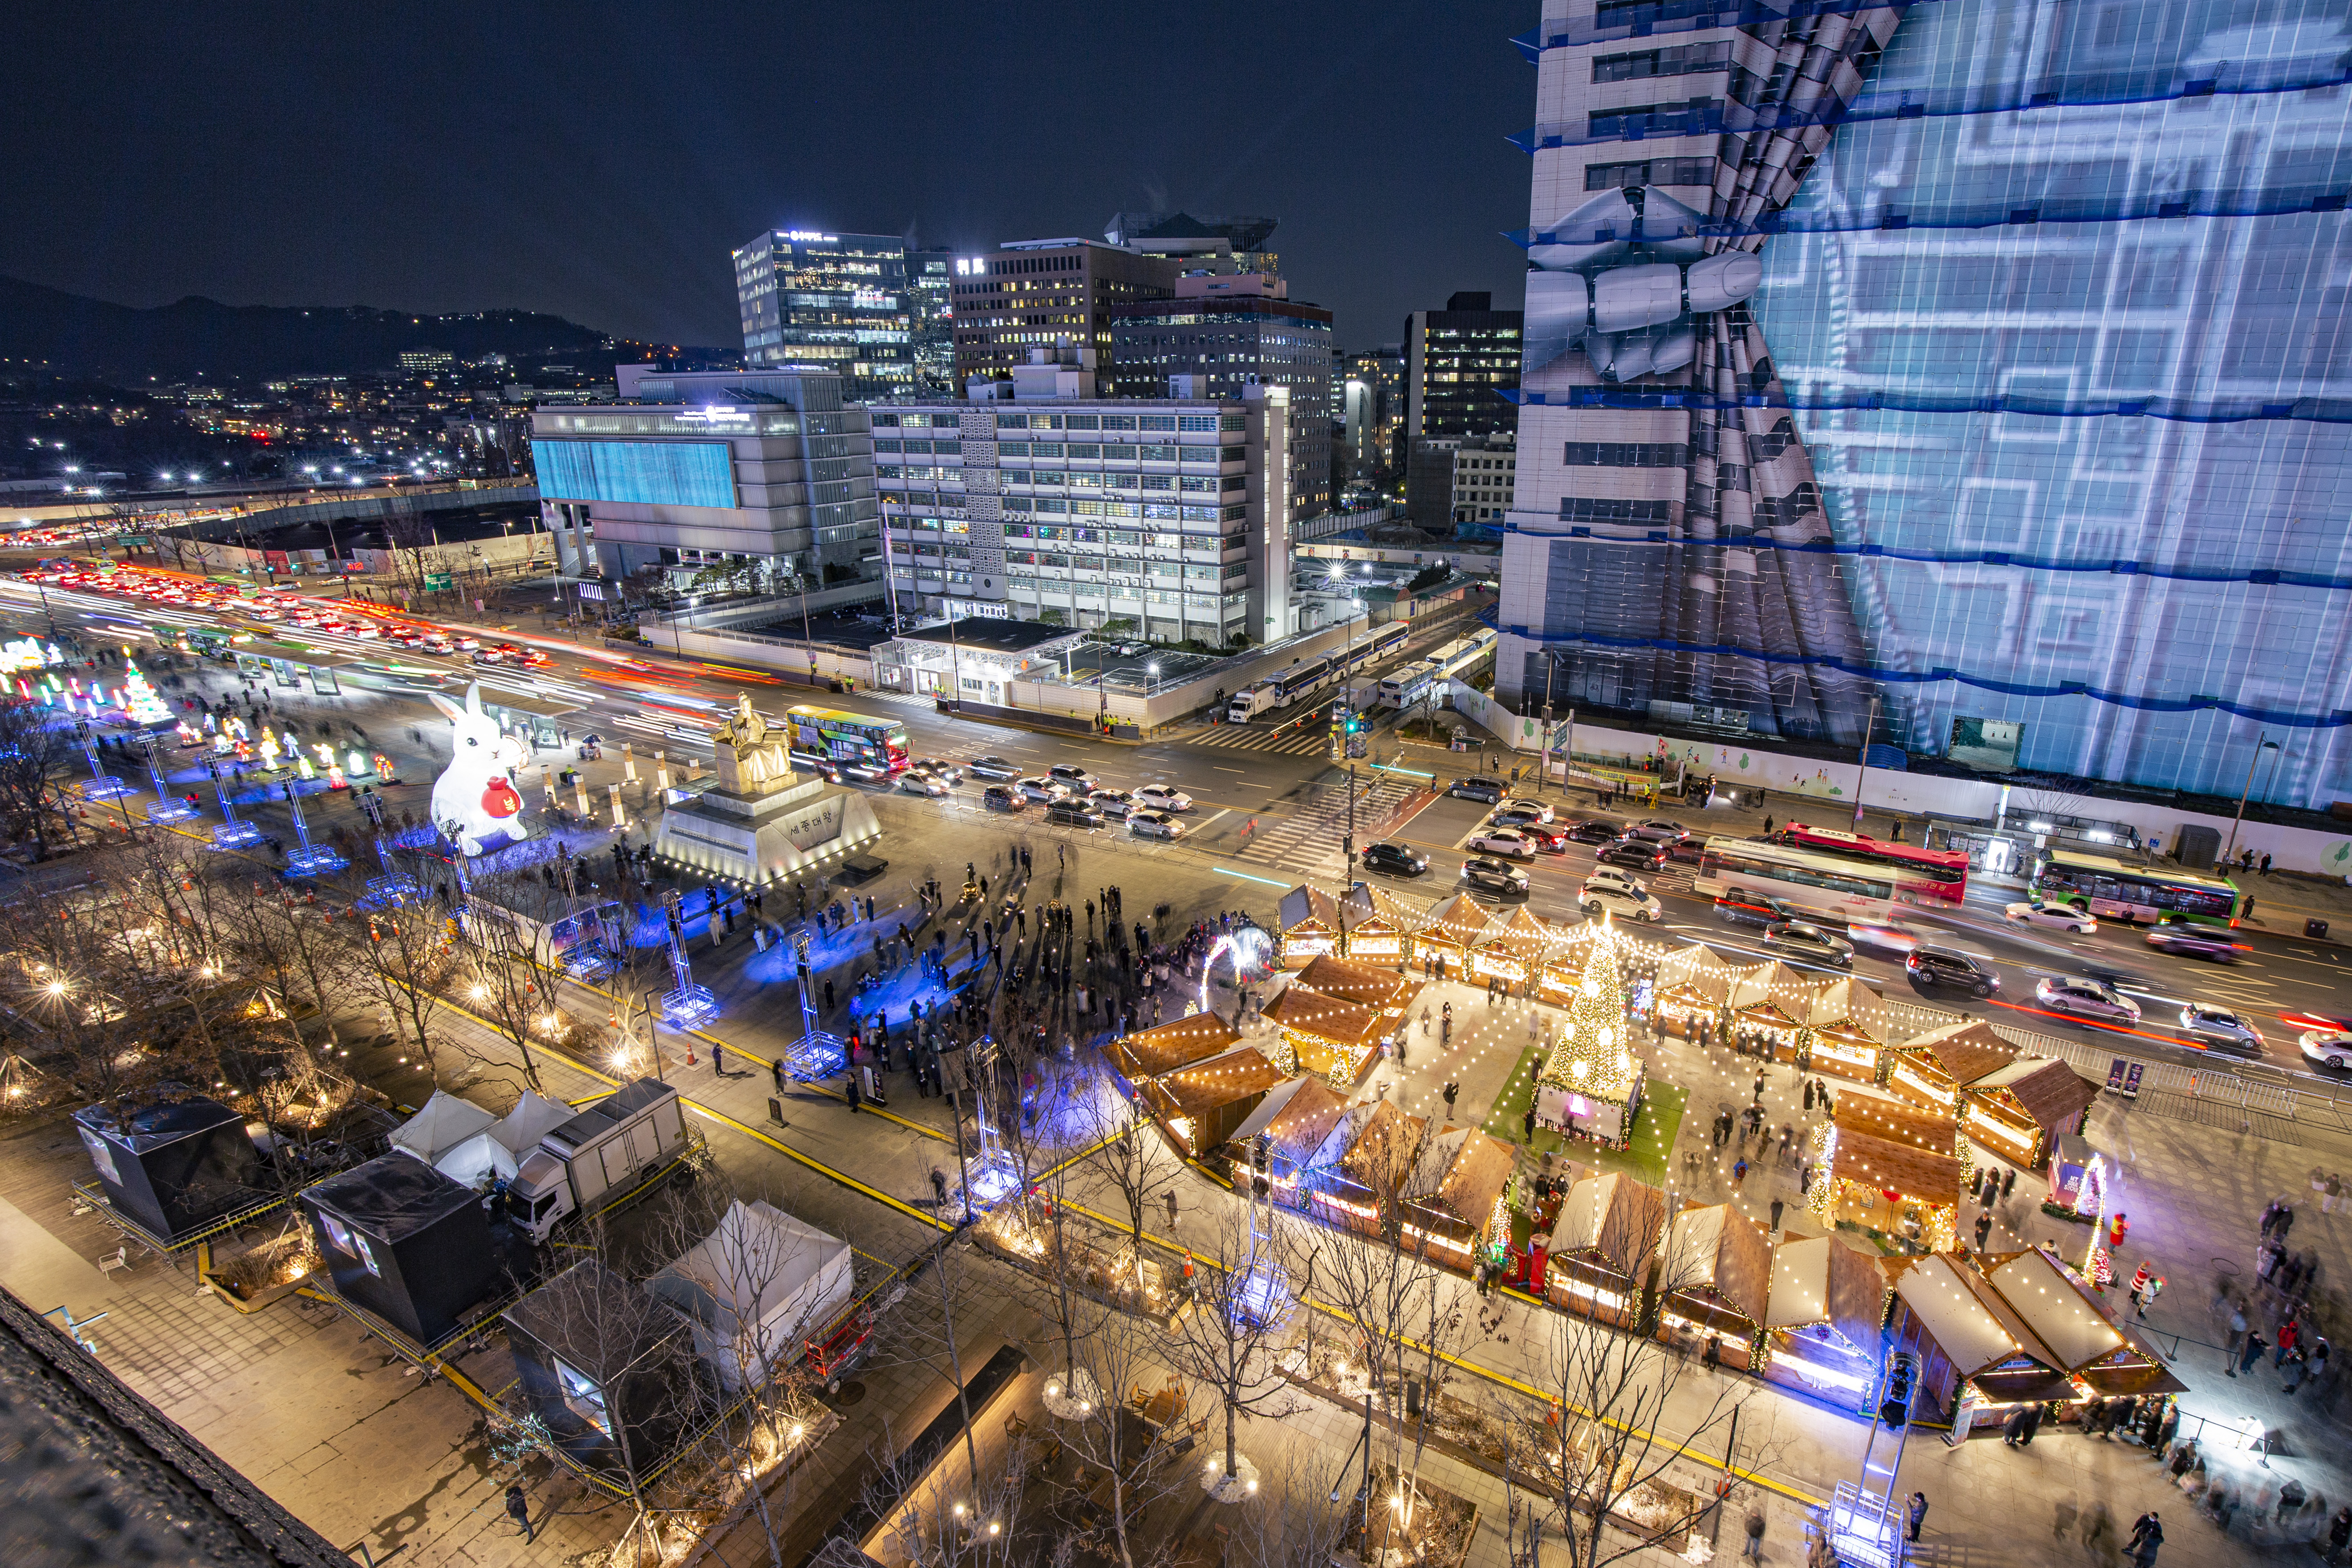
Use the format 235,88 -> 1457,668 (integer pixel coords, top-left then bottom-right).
1537,915 -> 1643,1144
119,662 -> 171,726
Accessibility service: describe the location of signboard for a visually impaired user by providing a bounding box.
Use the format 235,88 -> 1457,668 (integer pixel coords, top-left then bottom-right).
423,573 -> 454,591
576,582 -> 605,601
2104,1057 -> 2144,1099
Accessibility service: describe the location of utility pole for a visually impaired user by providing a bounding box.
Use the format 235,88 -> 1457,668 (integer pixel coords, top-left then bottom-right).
1851,693 -> 1880,827
2222,732 -> 2282,871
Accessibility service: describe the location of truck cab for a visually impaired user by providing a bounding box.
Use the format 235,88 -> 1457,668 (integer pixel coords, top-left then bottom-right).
508,1078 -> 689,1243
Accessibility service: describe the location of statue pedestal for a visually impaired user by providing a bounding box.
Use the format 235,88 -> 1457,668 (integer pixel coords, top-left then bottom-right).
646,694 -> 882,884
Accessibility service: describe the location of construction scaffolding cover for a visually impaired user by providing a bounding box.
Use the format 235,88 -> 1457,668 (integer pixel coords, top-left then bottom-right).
648,1201 -> 854,1393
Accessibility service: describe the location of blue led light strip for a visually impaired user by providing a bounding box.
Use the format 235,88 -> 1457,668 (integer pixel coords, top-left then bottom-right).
1504,387 -> 2352,427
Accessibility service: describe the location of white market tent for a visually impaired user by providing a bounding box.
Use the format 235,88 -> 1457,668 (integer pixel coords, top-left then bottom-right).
389,1091 -> 505,1187
647,1200 -> 855,1392
491,1092 -> 573,1162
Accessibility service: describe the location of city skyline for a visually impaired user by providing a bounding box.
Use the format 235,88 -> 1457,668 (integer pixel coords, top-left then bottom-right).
0,1 -> 1537,353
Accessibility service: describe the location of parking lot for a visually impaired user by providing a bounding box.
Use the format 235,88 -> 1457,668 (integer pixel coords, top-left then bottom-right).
1060,642 -> 1224,689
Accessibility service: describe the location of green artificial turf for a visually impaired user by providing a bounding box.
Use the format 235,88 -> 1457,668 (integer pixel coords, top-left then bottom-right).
1482,1044 -> 1688,1188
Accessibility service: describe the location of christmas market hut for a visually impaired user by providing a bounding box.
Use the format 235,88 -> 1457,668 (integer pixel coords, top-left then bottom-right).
1545,1171 -> 1668,1328
1315,1100 -> 1434,1235
1416,892 -> 1497,980
1229,1075 -> 1357,1205
1260,981 -> 1388,1084
1760,1234 -> 1889,1404
1658,1201 -> 1774,1356
1650,944 -> 1744,1038
1292,953 -> 1421,1024
73,1097 -> 266,1246
1975,1247 -> 2172,1397
1107,1012 -> 1243,1096
646,1199 -> 855,1394
1277,884 -> 1344,969
1962,1058 -> 2100,1171
1796,977 -> 1890,1085
1475,904 -> 1560,993
1405,1130 -> 1519,1268
301,1153 -> 504,1349
1533,919 -> 1646,1147
1884,1251 -> 2075,1433
1729,961 -> 1813,1057
1814,1099 -> 1963,1253
1140,1046 -> 1288,1158
505,1258 -> 706,1483
1884,1018 -> 2016,1117
1338,880 -> 1417,968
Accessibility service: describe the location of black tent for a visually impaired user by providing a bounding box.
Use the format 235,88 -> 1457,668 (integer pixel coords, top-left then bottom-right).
504,1259 -> 704,1483
73,1098 -> 263,1244
300,1154 -> 497,1347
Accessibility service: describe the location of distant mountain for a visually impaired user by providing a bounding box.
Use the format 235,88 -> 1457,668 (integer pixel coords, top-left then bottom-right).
0,274 -> 641,381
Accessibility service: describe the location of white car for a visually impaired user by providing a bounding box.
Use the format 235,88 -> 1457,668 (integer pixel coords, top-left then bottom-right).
2179,1004 -> 2262,1056
2004,900 -> 2097,934
1134,784 -> 1194,812
912,758 -> 965,784
1129,810 -> 1183,840
966,754 -> 1021,780
1580,880 -> 1664,923
1466,827 -> 1539,861
2299,1030 -> 2352,1069
1017,776 -> 1071,803
1493,797 -> 1554,824
897,770 -> 950,797
2034,976 -> 2142,1028
1086,788 -> 1137,818
1583,867 -> 1648,901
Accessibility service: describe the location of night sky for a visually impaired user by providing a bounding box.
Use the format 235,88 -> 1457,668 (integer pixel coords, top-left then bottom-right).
1,2 -> 1538,354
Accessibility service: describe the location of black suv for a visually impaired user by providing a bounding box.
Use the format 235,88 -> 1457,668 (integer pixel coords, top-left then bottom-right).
1360,842 -> 1428,877
982,784 -> 1023,812
1713,892 -> 1804,929
1044,800 -> 1105,829
1564,817 -> 1624,846
1906,945 -> 2001,998
1598,839 -> 1668,872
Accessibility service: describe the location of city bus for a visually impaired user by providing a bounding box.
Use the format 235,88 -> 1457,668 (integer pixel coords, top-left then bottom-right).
1227,655 -> 1338,721
2028,849 -> 2240,926
1375,657 -> 1442,709
781,706 -> 911,772
1430,628 -> 1498,681
1770,821 -> 1968,906
1337,625 -> 1409,673
1693,837 -> 1902,925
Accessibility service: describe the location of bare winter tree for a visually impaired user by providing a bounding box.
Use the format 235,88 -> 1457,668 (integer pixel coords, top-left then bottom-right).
1051,1271 -> 1189,1568
1075,1079 -> 1184,1301
1224,1438 -> 1359,1568
346,889 -> 457,1078
1165,1195 -> 1315,1493
0,698 -> 88,861
451,867 -> 560,1091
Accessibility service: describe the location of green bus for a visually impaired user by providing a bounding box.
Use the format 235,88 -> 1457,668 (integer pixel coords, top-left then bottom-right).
2028,849 -> 2240,926
782,705 -> 910,772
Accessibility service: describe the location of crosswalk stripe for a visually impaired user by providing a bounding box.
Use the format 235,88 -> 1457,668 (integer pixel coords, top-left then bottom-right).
1181,726 -> 1332,755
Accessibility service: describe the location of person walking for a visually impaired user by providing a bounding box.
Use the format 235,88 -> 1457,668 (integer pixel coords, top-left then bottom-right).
505,1484 -> 534,1543
1905,1492 -> 1928,1544
1164,1188 -> 1179,1230
845,1071 -> 862,1114
771,1055 -> 786,1095
1742,1508 -> 1766,1562
711,1040 -> 724,1076
2238,1328 -> 2270,1377
2126,1511 -> 2162,1566
2002,1406 -> 2030,1447
930,1168 -> 949,1208
1769,1197 -> 1785,1230
2137,1275 -> 2162,1319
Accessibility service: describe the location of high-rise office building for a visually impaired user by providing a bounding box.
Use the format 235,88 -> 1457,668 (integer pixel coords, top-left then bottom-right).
1107,272 -> 1335,522
1498,0 -> 2352,807
1343,346 -> 1405,490
907,248 -> 958,393
1404,292 -> 1523,526
531,368 -> 878,588
732,230 -> 914,401
1104,211 -> 1280,277
949,240 -> 1181,388
872,373 -> 1290,645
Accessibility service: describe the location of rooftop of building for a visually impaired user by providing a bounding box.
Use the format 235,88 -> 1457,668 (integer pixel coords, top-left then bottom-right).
893,617 -> 1081,654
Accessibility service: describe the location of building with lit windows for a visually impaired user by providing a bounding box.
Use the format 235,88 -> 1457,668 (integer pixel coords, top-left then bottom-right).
872,373 -> 1290,645
1107,272 -> 1336,521
1451,430 -> 1516,527
949,240 -> 1182,387
1343,346 -> 1406,489
907,247 -> 957,393
731,230 -> 914,401
1404,292 -> 1523,525
530,369 -> 879,590
1497,0 -> 2352,808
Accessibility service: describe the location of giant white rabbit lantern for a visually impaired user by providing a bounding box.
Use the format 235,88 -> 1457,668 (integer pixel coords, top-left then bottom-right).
1524,185 -> 1762,383
429,682 -> 530,855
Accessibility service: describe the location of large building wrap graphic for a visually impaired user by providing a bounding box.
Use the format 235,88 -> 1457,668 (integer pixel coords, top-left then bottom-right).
1502,0 -> 2352,808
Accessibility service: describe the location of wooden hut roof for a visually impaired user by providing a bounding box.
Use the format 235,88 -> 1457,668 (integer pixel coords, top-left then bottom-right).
1970,1058 -> 2100,1132
1889,1253 -> 2021,1380
1424,1132 -> 1517,1228
1293,953 -> 1416,1014
1981,1248 -> 2129,1373
1254,1076 -> 1351,1160
1830,1125 -> 1963,1210
1548,1171 -> 1667,1278
1342,880 -> 1422,931
1898,1018 -> 2018,1088
1486,904 -> 1561,961
1422,892 -> 1497,948
1261,983 -> 1385,1047
1278,883 -> 1341,933
1664,1203 -> 1771,1325
1338,1100 -> 1431,1194
1762,962 -> 1825,1021
1832,1097 -> 1959,1161
1150,1047 -> 1286,1120
1654,944 -> 1743,1003
1109,1013 -> 1242,1081
1826,1236 -> 1891,1353
2079,1324 -> 2192,1398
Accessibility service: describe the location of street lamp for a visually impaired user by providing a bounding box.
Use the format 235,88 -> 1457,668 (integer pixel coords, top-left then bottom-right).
1148,660 -> 1161,698
2222,733 -> 2283,871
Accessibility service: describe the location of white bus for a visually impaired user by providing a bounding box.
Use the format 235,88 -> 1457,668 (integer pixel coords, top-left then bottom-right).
1375,658 -> 1442,709
1691,836 -> 1901,925
1430,628 -> 1498,681
1228,651 -> 1345,721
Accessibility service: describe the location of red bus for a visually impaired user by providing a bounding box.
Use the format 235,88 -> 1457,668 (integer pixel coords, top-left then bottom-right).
1770,822 -> 1967,906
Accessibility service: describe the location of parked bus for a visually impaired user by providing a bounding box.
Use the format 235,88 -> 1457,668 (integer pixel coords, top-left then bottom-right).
2028,849 -> 2239,926
1228,655 -> 1339,721
1693,837 -> 1901,925
1770,821 -> 1968,906
1337,625 -> 1409,673
1375,657 -> 1442,709
1430,628 -> 1498,681
781,705 -> 910,771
